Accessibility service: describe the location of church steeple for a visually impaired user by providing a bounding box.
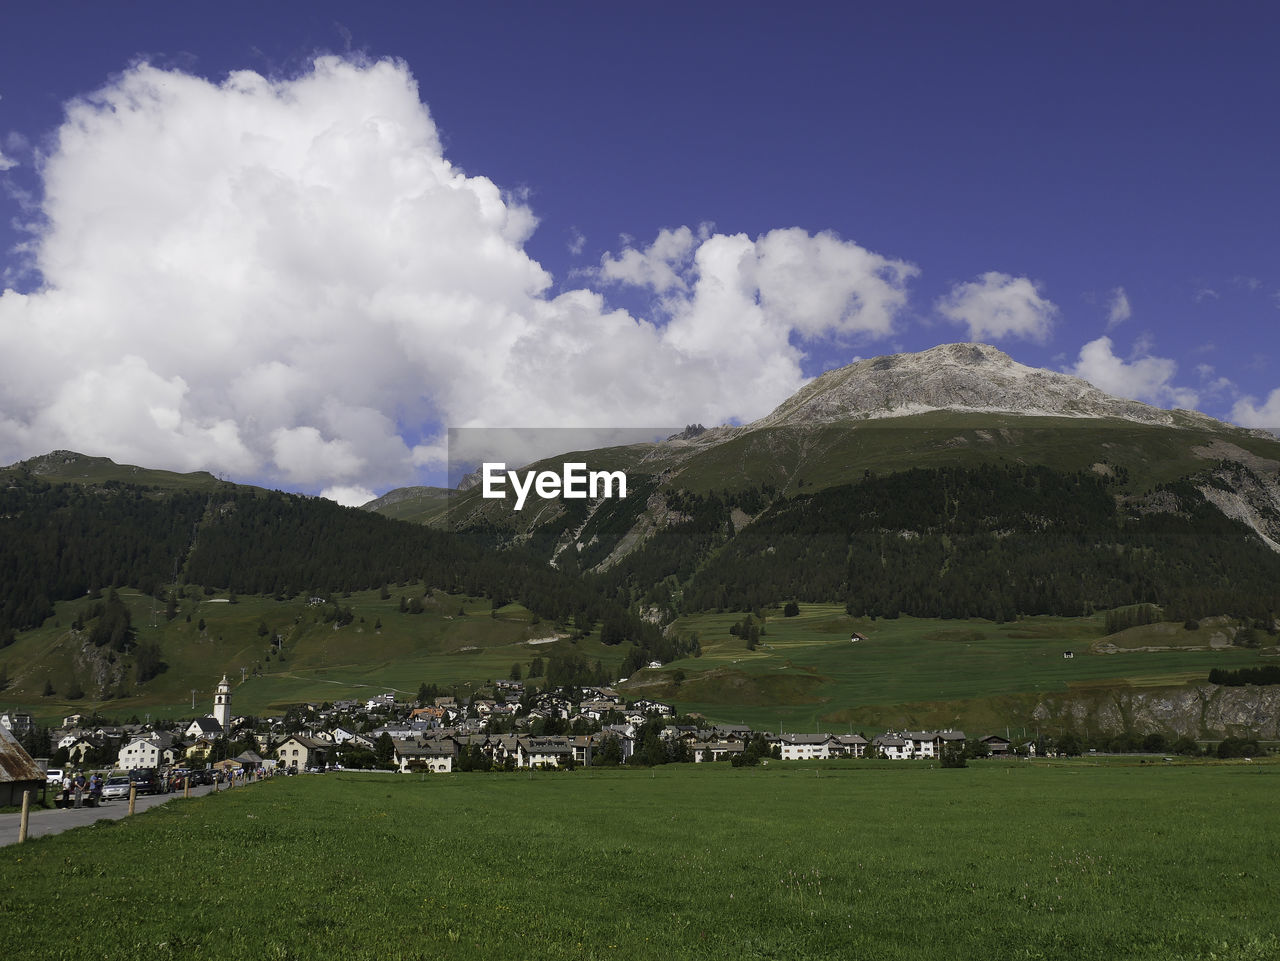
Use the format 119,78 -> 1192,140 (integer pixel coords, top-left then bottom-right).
213,674 -> 231,728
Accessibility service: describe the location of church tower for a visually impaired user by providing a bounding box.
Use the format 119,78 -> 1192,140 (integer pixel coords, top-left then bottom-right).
213,674 -> 231,728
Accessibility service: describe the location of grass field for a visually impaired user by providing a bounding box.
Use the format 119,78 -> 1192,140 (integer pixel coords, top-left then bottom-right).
4,762 -> 1279,960
642,605 -> 1276,732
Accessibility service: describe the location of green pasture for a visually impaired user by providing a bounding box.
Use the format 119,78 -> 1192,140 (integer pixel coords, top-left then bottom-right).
0,587 -> 626,724
648,605 -> 1275,731
4,593 -> 1272,730
0,452 -> 232,492
4,762 -> 1279,960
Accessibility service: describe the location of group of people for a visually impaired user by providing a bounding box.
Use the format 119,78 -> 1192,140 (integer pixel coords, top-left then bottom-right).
53,765 -> 270,807
58,771 -> 102,808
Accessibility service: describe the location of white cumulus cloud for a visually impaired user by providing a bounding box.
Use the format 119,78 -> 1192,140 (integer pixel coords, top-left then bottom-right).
1232,390 -> 1280,428
600,225 -> 918,340
597,225 -> 701,293
1106,287 -> 1131,329
936,272 -> 1056,343
320,484 -> 377,508
0,55 -> 919,493
1068,336 -> 1199,409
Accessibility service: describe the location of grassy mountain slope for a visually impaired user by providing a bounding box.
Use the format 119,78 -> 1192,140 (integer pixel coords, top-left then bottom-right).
3,449 -> 244,492
361,485 -> 455,524
368,414 -> 1280,583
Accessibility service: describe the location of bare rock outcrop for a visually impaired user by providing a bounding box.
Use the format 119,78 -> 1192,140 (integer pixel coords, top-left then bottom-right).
1031,683 -> 1280,738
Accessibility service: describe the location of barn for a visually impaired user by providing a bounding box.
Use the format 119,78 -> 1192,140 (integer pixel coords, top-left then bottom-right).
0,723 -> 46,807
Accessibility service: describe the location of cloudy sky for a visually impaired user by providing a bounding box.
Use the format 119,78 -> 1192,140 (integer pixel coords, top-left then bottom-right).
0,3 -> 1276,503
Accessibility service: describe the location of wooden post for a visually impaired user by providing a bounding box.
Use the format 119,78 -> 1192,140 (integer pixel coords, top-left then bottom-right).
128,783 -> 137,816
184,777 -> 190,799
18,790 -> 32,843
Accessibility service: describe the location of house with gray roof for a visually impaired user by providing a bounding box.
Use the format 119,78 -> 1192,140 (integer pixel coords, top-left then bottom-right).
518,736 -> 572,769
832,734 -> 868,757
778,733 -> 834,760
392,738 -> 453,773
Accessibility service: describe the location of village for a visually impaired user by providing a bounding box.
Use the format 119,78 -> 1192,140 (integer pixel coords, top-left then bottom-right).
2,673 -> 1026,790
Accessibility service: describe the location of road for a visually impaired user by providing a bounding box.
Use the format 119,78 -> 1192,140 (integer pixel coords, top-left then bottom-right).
1,781 -> 239,846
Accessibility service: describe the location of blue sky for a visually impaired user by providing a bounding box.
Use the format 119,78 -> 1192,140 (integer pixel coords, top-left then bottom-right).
0,2 -> 1276,500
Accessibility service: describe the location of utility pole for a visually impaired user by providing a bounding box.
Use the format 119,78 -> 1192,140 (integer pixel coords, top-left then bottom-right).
191,689 -> 197,710
240,666 -> 247,684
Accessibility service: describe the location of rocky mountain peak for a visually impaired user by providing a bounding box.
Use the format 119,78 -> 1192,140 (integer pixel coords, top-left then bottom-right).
754,343 -> 1195,429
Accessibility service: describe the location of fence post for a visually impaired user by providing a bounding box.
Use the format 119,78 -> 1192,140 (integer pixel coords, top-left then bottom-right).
18,790 -> 32,843
128,784 -> 137,816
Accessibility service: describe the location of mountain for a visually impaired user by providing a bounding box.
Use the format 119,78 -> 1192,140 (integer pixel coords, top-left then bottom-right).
752,342 -> 1218,429
2,339 -> 1279,729
361,485 -> 455,524
370,343 -> 1280,564
7,449 -> 237,492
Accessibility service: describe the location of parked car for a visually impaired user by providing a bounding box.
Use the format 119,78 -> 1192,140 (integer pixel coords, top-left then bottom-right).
45,767 -> 64,785
191,769 -> 214,786
129,768 -> 162,795
102,775 -> 131,800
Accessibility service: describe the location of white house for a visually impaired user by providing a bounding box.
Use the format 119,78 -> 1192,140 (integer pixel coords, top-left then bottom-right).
365,693 -> 396,712
0,713 -> 33,736
778,734 -> 833,761
56,731 -> 85,751
833,734 -> 868,758
117,733 -> 179,770
331,727 -> 374,749
392,739 -> 453,774
185,716 -> 224,739
871,735 -> 911,760
904,731 -> 941,759
275,735 -> 331,771
518,736 -> 572,769
631,699 -> 674,717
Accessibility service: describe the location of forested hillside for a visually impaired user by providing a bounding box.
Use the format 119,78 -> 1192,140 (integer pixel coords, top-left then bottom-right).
580,464 -> 1280,623
3,453 -> 1278,702
679,465 -> 1280,621
0,477 -> 207,642
0,476 -> 682,668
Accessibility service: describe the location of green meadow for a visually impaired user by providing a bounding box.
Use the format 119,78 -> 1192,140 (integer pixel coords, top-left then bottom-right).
4,762 -> 1278,960
3,593 -> 1272,731
645,605 -> 1275,733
